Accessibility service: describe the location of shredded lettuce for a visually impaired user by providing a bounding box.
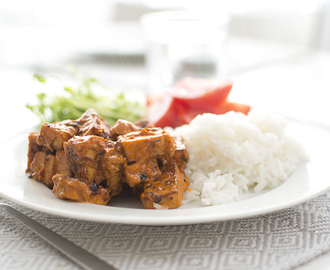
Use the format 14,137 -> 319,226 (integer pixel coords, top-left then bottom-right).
27,73 -> 146,125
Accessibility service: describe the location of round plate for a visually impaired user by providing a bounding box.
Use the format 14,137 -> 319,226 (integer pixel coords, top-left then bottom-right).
1,118 -> 330,225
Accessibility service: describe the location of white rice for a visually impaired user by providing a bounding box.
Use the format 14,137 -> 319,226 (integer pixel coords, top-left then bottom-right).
171,110 -> 309,206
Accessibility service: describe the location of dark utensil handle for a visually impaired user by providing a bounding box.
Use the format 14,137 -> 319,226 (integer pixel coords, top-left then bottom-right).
0,203 -> 117,270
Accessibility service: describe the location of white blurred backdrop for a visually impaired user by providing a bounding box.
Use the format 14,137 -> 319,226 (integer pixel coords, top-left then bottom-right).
0,0 -> 329,66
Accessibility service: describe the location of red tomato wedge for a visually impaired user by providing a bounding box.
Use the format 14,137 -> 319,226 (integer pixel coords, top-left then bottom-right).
211,100 -> 251,115
146,77 -> 250,128
170,77 -> 233,110
174,101 -> 251,126
147,97 -> 250,128
147,94 -> 180,128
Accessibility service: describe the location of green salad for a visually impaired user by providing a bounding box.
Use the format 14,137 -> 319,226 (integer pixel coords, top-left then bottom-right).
27,73 -> 146,125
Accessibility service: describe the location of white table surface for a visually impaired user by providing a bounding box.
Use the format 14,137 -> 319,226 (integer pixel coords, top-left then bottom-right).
1,36 -> 330,269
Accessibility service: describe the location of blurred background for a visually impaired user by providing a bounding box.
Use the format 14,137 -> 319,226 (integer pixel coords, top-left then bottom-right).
0,0 -> 329,88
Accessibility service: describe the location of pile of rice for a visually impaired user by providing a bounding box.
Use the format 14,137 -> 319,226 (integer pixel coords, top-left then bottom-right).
171,110 -> 308,206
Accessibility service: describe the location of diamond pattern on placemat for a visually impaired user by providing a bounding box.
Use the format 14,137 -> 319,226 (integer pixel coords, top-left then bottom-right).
2,193 -> 330,270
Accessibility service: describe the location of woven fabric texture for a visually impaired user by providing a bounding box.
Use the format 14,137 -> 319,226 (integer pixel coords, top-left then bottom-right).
1,192 -> 330,270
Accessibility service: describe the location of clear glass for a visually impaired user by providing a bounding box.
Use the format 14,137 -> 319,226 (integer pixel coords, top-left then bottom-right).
141,10 -> 230,93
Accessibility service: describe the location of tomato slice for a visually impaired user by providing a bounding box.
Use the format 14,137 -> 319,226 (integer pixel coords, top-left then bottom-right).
146,77 -> 250,128
170,77 -> 233,110
147,98 -> 250,128
147,94 -> 187,128
212,100 -> 251,115
173,100 -> 250,125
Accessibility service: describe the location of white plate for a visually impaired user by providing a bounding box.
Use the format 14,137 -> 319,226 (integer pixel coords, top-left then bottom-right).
1,119 -> 330,226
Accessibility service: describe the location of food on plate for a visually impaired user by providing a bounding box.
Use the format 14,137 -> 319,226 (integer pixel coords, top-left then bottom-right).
27,73 -> 146,125
138,163 -> 189,209
146,77 -> 251,128
25,73 -> 308,209
169,110 -> 309,206
26,108 -> 190,209
52,174 -> 111,205
26,107 -> 308,209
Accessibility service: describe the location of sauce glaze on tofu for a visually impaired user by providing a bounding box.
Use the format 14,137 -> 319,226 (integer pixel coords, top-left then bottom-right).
26,108 -> 190,209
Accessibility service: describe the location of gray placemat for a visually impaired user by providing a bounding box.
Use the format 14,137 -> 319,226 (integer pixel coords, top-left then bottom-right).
2,192 -> 330,270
